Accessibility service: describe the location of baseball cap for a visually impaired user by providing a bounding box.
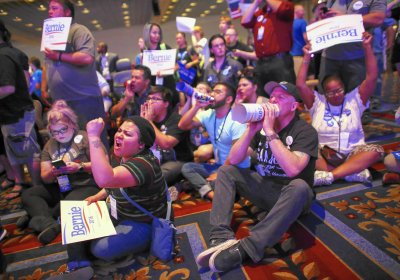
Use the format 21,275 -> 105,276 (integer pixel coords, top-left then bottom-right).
264,81 -> 302,102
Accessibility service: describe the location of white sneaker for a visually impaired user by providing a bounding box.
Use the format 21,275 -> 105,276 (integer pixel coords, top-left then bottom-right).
314,171 -> 334,186
344,169 -> 372,183
168,186 -> 179,202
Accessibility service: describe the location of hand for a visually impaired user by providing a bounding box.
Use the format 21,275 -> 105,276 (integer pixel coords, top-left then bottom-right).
58,161 -> 81,174
361,32 -> 373,49
51,166 -> 63,177
302,43 -> 312,59
85,195 -> 98,206
124,80 -> 135,100
140,102 -> 156,121
262,103 -> 277,135
86,118 -> 105,138
44,48 -> 59,61
323,8 -> 344,18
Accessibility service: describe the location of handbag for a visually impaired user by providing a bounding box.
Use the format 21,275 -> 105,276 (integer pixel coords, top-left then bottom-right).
320,145 -> 347,167
120,184 -> 175,261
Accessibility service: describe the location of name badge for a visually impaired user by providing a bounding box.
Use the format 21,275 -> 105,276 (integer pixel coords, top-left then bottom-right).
57,175 -> 72,193
257,26 -> 264,41
110,195 -> 118,220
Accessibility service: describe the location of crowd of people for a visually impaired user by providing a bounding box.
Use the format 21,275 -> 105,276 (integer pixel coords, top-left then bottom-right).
1,0 -> 400,278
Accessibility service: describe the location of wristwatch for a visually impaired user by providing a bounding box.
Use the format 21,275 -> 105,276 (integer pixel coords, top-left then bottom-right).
266,133 -> 279,142
79,162 -> 85,172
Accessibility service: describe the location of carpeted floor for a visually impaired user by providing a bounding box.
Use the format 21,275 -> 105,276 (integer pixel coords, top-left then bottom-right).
1,104 -> 400,279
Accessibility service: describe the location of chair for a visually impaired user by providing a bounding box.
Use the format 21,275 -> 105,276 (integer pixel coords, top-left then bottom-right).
112,58 -> 132,99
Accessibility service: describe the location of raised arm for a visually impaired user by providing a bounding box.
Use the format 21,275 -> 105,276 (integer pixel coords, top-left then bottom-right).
241,0 -> 262,25
178,102 -> 204,130
359,32 -> 377,105
296,44 -> 315,109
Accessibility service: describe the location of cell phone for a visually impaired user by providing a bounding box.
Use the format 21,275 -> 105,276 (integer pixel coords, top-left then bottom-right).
52,159 -> 66,169
321,7 -> 328,14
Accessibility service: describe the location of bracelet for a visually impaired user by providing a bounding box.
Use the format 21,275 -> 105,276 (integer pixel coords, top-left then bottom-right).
58,52 -> 62,62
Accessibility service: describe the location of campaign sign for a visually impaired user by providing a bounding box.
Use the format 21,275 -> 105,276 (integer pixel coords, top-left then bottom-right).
60,200 -> 116,244
306,14 -> 364,53
178,61 -> 196,84
40,17 -> 72,51
143,49 -> 177,76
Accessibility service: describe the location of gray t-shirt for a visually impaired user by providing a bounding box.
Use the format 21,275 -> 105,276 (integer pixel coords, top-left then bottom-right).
46,22 -> 101,101
323,0 -> 386,60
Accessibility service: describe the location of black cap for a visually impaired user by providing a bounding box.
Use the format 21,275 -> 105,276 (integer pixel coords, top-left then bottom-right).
126,116 -> 155,148
264,81 -> 302,102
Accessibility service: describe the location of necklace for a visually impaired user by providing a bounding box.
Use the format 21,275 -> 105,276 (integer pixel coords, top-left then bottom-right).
214,108 -> 231,143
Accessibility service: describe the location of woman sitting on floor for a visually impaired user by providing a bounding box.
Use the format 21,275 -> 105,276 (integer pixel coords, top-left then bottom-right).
296,32 -> 384,186
58,116 -> 169,278
18,100 -> 103,244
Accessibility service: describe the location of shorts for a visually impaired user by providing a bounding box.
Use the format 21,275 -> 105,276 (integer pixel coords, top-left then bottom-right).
1,109 -> 41,165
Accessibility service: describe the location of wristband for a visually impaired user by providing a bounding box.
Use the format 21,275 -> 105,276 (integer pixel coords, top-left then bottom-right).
58,52 -> 62,62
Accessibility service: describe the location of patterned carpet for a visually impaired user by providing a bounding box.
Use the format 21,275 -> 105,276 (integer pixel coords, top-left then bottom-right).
1,108 -> 400,279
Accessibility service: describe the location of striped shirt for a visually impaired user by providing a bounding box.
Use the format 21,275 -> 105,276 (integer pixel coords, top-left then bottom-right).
106,149 -> 167,223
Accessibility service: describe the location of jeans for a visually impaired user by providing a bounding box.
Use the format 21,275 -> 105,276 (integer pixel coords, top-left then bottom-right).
181,162 -> 220,198
255,53 -> 296,98
319,57 -> 365,93
161,160 -> 185,186
91,220 -> 152,261
210,165 -> 314,262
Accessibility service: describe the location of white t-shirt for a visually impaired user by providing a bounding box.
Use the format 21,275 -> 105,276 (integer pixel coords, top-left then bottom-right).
308,87 -> 369,155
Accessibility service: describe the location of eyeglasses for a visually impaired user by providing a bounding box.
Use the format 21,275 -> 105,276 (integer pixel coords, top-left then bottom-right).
325,88 -> 344,97
50,126 -> 68,137
146,97 -> 165,102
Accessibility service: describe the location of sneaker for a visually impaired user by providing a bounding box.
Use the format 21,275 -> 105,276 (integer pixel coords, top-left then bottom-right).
196,239 -> 236,268
47,266 -> 94,280
314,171 -> 334,186
16,215 -> 30,229
168,186 -> 179,202
38,224 -> 61,245
209,240 -> 243,273
344,169 -> 372,183
382,172 -> 400,185
0,228 -> 7,242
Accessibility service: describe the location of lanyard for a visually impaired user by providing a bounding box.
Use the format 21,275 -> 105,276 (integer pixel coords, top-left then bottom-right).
214,109 -> 230,143
326,101 -> 344,153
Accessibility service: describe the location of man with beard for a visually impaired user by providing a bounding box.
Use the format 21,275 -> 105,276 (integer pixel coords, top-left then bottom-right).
178,82 -> 250,200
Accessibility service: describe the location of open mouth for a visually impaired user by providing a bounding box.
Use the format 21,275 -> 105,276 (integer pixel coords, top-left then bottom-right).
115,139 -> 122,149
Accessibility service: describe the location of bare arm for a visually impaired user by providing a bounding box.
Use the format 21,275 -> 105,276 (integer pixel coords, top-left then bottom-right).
362,12 -> 385,28
296,44 -> 315,110
232,49 -> 259,61
44,48 -> 94,66
228,123 -> 259,165
178,103 -> 204,130
359,32 -> 377,105
241,0 -> 262,25
151,123 -> 179,150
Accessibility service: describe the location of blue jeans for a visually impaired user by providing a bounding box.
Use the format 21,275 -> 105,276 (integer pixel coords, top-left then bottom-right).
210,165 -> 314,262
181,162 -> 220,198
90,220 -> 152,261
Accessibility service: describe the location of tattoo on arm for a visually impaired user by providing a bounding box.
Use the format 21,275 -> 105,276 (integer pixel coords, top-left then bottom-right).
91,139 -> 101,148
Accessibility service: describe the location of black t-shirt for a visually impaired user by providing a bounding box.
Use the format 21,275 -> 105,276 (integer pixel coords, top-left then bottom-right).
154,112 -> 193,163
250,115 -> 318,187
0,44 -> 33,125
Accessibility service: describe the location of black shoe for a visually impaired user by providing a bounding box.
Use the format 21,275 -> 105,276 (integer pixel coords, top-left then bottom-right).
209,240 -> 243,273
196,239 -> 236,268
47,266 -> 94,280
16,215 -> 30,229
38,224 -> 60,245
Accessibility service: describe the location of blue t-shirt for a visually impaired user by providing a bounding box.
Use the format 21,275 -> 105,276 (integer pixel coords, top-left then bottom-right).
290,18 -> 307,56
197,109 -> 250,168
29,69 -> 42,97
